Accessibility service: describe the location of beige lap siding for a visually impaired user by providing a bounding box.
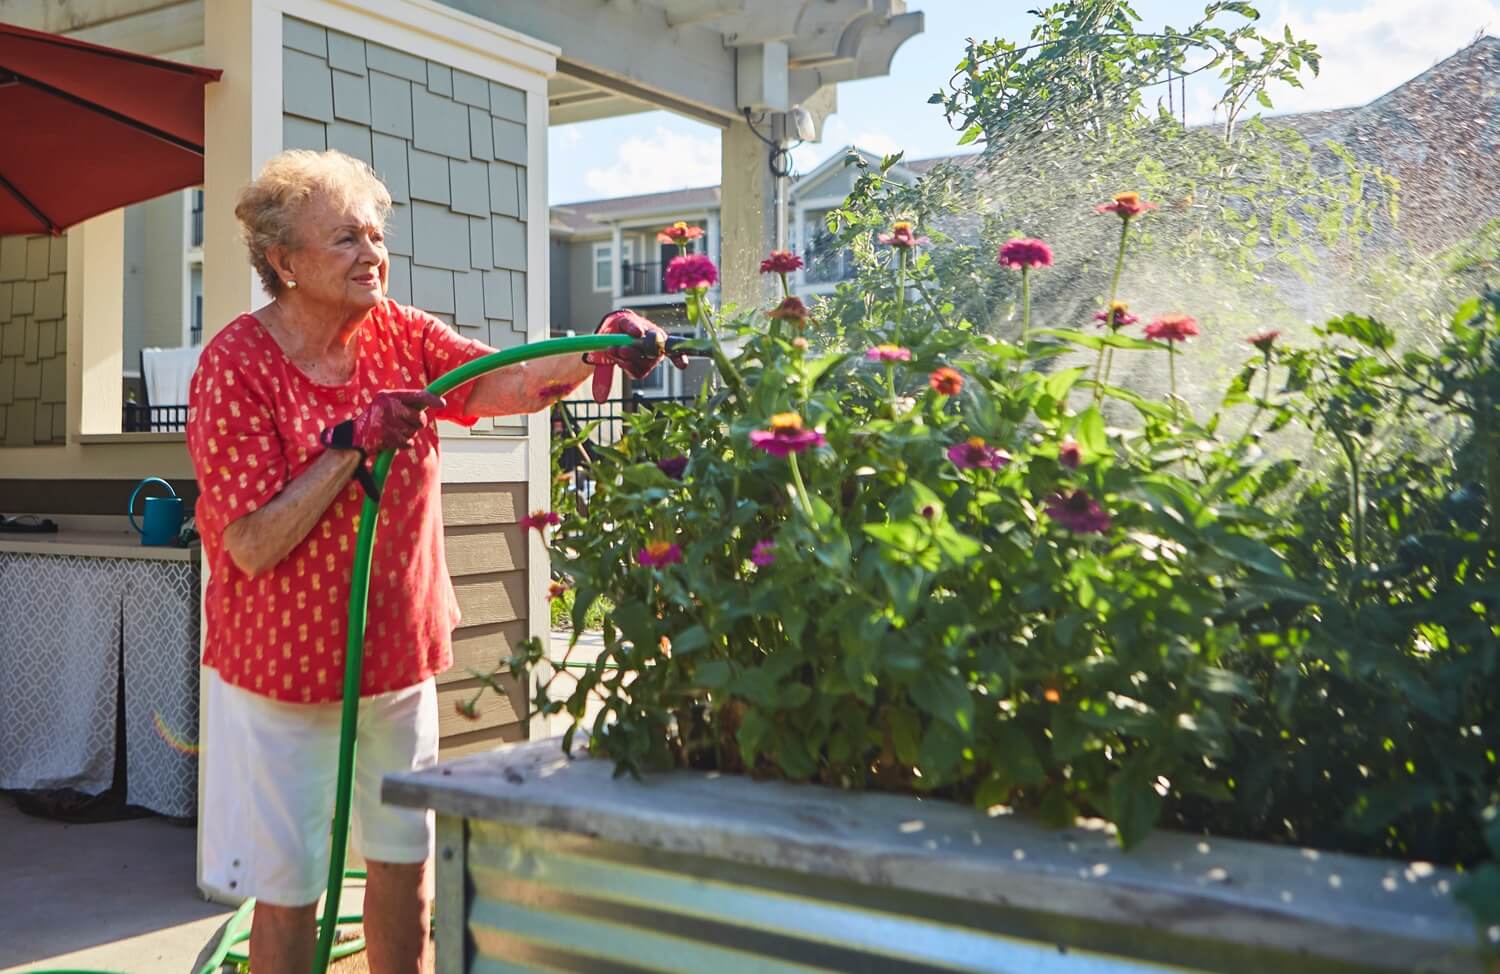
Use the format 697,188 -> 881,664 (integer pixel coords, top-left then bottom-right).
439,482 -> 529,758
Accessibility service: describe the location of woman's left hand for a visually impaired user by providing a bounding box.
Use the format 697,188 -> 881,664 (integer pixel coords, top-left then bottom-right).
589,310 -> 687,402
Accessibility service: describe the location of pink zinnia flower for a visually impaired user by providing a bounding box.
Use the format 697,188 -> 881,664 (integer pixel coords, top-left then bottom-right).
877,221 -> 929,249
768,296 -> 809,324
792,337 -> 809,351
1143,314 -> 1200,344
657,454 -> 688,480
657,221 -> 704,244
1059,438 -> 1082,468
1248,329 -> 1280,354
760,250 -> 803,274
546,579 -> 570,602
749,412 -> 826,457
538,379 -> 575,403
997,238 -> 1054,270
664,253 -> 718,292
637,541 -> 683,567
947,436 -> 1010,470
750,540 -> 776,567
866,344 -> 911,363
929,367 -> 963,396
519,509 -> 563,533
1045,490 -> 1112,534
1092,302 -> 1139,330
1096,191 -> 1158,220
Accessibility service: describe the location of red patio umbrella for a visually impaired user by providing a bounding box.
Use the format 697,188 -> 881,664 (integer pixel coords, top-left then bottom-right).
0,22 -> 221,236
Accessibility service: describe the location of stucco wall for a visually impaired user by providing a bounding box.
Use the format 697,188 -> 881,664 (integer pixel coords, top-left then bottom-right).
0,235 -> 67,446
279,16 -> 530,431
565,236 -> 612,332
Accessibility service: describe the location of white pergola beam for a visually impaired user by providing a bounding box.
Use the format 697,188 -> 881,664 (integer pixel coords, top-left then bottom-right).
788,0 -> 871,64
662,0 -> 745,27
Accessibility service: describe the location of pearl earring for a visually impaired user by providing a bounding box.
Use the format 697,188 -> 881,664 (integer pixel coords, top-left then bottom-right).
285,280 -> 297,289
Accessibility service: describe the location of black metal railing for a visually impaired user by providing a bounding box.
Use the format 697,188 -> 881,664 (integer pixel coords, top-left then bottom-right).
552,393 -> 693,509
621,260 -> 666,297
802,243 -> 857,284
190,293 -> 203,345
190,189 -> 204,248
122,403 -> 188,432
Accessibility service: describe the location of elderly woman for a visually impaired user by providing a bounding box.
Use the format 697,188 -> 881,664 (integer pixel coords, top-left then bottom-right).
187,149 -> 671,974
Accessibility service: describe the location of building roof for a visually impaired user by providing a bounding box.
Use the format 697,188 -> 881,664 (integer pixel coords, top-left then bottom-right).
551,185 -> 721,236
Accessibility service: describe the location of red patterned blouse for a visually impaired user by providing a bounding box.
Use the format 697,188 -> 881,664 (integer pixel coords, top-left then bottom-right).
186,299 -> 491,703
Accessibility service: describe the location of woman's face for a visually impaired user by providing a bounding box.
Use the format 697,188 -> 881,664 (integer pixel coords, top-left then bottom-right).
279,193 -> 388,317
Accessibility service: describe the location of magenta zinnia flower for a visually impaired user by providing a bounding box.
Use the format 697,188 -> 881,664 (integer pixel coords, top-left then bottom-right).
1059,438 -> 1082,469
997,238 -> 1054,270
749,412 -> 826,457
750,540 -> 776,567
1092,302 -> 1139,330
519,509 -> 562,533
637,541 -> 683,567
1045,489 -> 1111,534
866,344 -> 911,363
877,221 -> 929,249
1096,191 -> 1158,220
947,436 -> 1010,470
1248,329 -> 1280,354
664,253 -> 718,292
656,454 -> 688,480
760,250 -> 803,274
1143,314 -> 1199,344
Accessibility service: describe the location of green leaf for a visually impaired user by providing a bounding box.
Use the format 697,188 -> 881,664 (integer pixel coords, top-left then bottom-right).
694,659 -> 730,688
1109,756 -> 1164,850
671,624 -> 710,656
1074,405 -> 1108,454
887,706 -> 922,765
1324,312 -> 1395,351
1046,365 -> 1090,401
910,668 -> 974,733
1203,530 -> 1290,577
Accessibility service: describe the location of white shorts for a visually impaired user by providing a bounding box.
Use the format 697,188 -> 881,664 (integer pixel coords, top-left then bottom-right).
200,669 -> 438,906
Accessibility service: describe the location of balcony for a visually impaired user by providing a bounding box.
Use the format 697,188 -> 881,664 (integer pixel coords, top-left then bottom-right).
620,260 -> 665,297
802,241 -> 856,285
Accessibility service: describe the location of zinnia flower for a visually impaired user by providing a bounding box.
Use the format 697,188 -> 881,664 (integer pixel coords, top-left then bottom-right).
657,221 -> 704,244
519,509 -> 562,533
1143,314 -> 1200,344
1096,191 -> 1159,220
454,699 -> 481,721
546,579 -> 570,601
657,454 -> 688,480
947,436 -> 1010,470
768,296 -> 809,324
1045,489 -> 1112,534
929,367 -> 964,396
760,250 -> 803,274
1059,438 -> 1082,468
664,253 -> 718,292
792,337 -> 809,351
637,541 -> 683,567
997,238 -> 1054,270
877,220 -> 929,249
750,540 -> 776,567
749,412 -> 826,457
1092,301 -> 1139,330
1248,329 -> 1280,354
866,344 -> 911,363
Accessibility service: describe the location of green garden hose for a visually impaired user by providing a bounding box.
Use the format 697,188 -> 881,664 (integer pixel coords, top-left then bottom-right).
21,333 -> 649,974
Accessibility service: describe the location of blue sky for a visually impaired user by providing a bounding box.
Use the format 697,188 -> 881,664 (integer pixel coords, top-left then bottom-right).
548,0 -> 1500,204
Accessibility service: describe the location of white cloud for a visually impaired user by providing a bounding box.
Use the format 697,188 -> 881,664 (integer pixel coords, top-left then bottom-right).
1264,0 -> 1499,114
581,126 -> 721,198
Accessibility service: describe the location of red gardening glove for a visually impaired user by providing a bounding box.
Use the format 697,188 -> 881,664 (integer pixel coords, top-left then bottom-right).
588,310 -> 687,403
344,389 -> 446,453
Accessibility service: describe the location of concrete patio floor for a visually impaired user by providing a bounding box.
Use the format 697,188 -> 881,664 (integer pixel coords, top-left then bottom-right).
0,631 -> 601,974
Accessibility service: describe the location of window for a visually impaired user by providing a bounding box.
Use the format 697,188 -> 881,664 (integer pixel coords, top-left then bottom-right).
190,266 -> 203,345
593,242 -> 613,292
190,189 -> 204,249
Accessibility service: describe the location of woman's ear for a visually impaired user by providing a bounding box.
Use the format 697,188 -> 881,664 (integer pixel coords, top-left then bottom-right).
265,245 -> 296,290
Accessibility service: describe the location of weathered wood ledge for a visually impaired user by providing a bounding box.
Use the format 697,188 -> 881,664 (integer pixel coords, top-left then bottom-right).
386,736 -> 1488,973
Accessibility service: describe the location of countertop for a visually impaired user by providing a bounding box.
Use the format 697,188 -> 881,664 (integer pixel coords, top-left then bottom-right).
0,527 -> 199,562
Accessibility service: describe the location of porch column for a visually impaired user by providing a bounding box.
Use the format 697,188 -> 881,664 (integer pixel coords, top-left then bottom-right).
610,223 -> 624,305
718,118 -> 777,314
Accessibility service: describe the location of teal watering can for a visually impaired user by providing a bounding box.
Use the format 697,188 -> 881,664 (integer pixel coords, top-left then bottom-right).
128,477 -> 184,546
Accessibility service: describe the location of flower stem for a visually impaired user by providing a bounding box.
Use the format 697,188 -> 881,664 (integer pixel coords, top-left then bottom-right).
886,362 -> 897,412
1020,266 -> 1031,347
895,249 -> 908,347
779,271 -> 790,299
788,452 -> 816,519
1098,219 -> 1131,396
694,289 -> 746,397
1168,344 -> 1179,417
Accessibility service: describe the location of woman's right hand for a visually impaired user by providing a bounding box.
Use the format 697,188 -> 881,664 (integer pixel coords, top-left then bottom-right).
346,389 -> 446,452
